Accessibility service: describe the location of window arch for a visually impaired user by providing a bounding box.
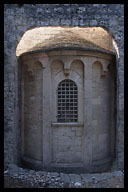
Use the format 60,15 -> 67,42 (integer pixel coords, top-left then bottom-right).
57,79 -> 78,122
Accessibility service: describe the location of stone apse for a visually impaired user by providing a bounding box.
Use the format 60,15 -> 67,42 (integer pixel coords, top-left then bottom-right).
17,27 -> 116,173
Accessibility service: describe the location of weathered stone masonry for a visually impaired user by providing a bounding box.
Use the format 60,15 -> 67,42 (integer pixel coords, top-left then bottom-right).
4,4 -> 124,172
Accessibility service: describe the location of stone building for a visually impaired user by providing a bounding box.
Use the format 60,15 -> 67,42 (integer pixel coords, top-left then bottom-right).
4,4 -> 124,175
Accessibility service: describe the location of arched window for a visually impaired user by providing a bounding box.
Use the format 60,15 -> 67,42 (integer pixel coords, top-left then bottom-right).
57,79 -> 78,122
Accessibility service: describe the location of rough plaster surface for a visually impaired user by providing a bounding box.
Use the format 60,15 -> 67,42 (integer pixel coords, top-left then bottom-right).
4,4 -> 124,175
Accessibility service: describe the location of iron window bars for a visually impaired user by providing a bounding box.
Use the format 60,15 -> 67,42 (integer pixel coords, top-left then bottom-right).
57,79 -> 78,122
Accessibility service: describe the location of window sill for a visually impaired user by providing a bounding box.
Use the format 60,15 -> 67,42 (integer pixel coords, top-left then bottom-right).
51,122 -> 84,127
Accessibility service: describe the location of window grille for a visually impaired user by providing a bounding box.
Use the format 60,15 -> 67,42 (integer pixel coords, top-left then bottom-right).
57,79 -> 78,122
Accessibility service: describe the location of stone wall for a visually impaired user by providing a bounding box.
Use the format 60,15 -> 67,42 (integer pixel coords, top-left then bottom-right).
19,50 -> 115,173
52,124 -> 84,164
21,61 -> 42,161
4,4 -> 124,171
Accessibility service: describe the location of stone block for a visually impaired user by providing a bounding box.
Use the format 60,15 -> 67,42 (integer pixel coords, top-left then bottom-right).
50,172 -> 60,177
69,174 -> 81,183
75,130 -> 83,137
60,173 -> 70,183
92,120 -> 98,127
90,20 -> 98,26
92,97 -> 101,105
